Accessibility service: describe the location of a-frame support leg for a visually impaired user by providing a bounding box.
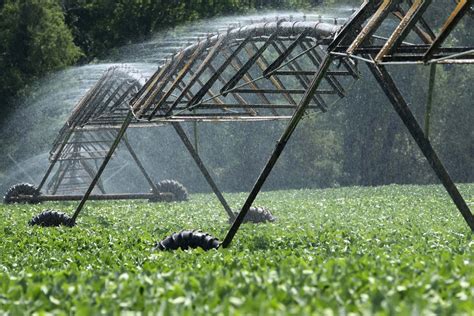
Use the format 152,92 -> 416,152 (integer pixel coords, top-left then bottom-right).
49,162 -> 68,195
172,122 -> 235,220
46,163 -> 62,194
37,127 -> 75,192
222,55 -> 334,247
367,62 -> 474,231
122,135 -> 160,194
70,112 -> 133,223
80,160 -> 107,194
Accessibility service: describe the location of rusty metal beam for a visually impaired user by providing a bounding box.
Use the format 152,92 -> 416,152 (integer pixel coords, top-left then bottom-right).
11,193 -> 169,202
131,60 -> 174,114
376,0 -> 432,62
300,42 -> 346,98
327,0 -> 374,51
220,48 -> 271,115
194,103 -> 320,109
189,33 -> 254,107
221,34 -> 276,95
233,88 -> 336,94
391,3 -> 435,44
105,82 -> 141,114
185,68 -> 227,107
269,41 -> 328,112
149,115 -> 292,122
164,36 -> 227,116
347,0 -> 402,55
424,0 -> 472,61
245,41 -> 299,108
138,53 -> 189,118
77,78 -> 119,126
150,41 -> 209,116
202,61 -> 256,115
264,30 -> 309,77
274,70 -> 352,76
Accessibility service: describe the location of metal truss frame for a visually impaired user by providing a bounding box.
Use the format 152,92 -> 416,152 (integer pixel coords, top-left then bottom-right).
223,0 -> 474,246
30,1 -> 474,246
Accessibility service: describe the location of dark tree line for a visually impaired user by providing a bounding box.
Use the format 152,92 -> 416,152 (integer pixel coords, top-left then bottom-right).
0,0 -> 81,119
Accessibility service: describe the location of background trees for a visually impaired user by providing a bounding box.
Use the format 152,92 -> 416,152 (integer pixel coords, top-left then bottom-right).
0,0 -> 80,119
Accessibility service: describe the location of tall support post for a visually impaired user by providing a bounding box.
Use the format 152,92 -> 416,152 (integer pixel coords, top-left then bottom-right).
37,126 -> 75,192
424,64 -> 436,138
122,135 -> 160,193
222,55 -> 334,248
171,122 -> 235,220
193,119 -> 199,155
367,62 -> 474,231
79,160 -> 107,194
70,111 -> 133,223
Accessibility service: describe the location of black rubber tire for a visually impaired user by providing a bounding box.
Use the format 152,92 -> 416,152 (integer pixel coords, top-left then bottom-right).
29,210 -> 75,227
149,179 -> 188,202
155,230 -> 220,251
4,183 -> 41,204
229,206 -> 276,224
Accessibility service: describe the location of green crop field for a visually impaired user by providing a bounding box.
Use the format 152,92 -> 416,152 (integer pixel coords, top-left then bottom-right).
1,184 -> 473,315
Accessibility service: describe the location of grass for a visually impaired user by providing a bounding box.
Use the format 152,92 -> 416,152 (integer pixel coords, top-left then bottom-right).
1,184 -> 474,315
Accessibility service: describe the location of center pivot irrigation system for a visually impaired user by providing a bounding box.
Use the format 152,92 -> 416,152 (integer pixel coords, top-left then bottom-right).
6,0 -> 474,250
5,67 -> 191,204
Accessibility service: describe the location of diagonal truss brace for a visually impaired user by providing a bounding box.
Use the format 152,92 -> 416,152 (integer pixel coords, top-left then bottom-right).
222,53 -> 474,247
366,62 -> 474,231
122,135 -> 160,194
37,126 -> 76,192
424,0 -> 472,61
172,123 -> 235,220
71,112 -> 134,223
222,55 -> 334,247
375,0 -> 432,62
68,111 -> 235,223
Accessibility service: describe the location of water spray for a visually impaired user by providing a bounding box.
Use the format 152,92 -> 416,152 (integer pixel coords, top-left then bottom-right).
6,3 -> 474,249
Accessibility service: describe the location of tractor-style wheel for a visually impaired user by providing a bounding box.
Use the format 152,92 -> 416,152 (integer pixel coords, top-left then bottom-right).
149,179 -> 188,202
4,183 -> 41,204
29,210 -> 75,227
155,230 -> 219,251
229,206 -> 276,224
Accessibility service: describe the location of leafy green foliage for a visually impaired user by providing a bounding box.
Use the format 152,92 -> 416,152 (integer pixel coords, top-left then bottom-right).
0,0 -> 81,103
1,184 -> 473,314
